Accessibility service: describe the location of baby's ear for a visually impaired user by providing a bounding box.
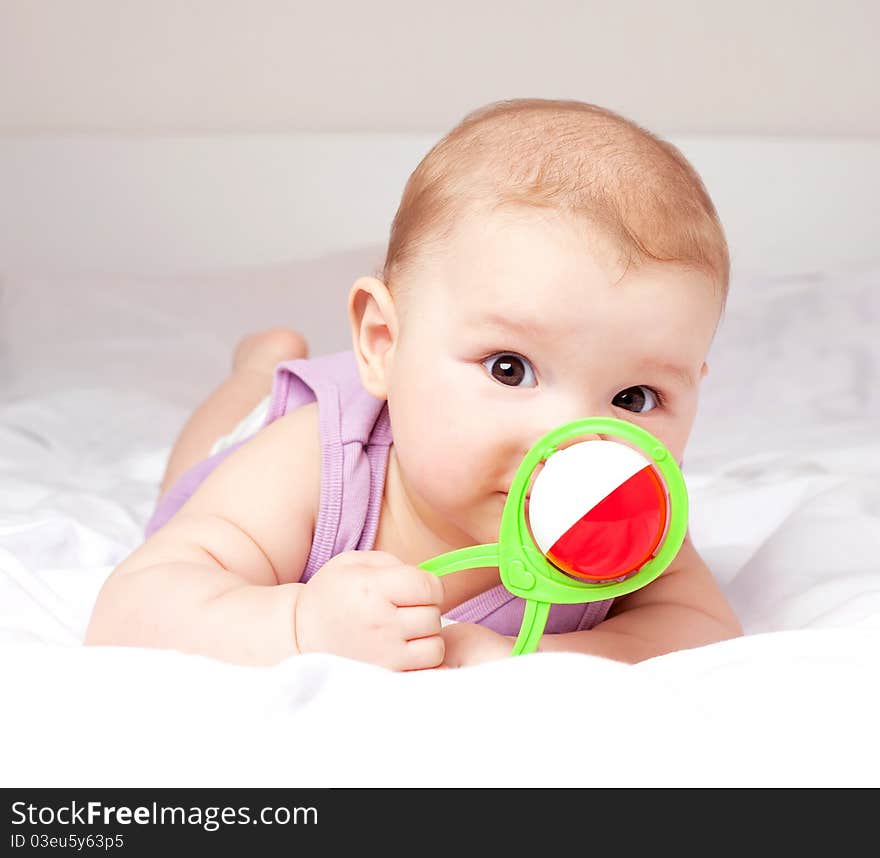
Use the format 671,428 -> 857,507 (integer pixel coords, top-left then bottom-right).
347,276 -> 398,400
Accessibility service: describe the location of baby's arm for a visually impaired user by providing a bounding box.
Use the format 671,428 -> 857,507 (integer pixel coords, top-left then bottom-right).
536,535 -> 743,661
440,536 -> 742,667
86,403 -> 445,668
85,405 -> 322,665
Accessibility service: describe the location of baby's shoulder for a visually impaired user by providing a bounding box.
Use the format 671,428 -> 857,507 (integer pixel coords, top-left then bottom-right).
272,398 -> 319,432
210,399 -> 322,528
261,400 -> 321,474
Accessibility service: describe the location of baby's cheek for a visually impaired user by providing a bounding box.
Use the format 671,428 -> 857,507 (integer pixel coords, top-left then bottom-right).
415,437 -> 491,509
392,418 -> 461,492
421,440 -> 476,491
664,430 -> 690,466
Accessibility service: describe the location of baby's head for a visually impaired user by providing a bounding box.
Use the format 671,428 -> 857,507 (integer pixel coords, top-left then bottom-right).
349,98 -> 728,548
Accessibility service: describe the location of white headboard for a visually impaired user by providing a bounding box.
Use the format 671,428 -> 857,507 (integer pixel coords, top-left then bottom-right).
0,133 -> 878,278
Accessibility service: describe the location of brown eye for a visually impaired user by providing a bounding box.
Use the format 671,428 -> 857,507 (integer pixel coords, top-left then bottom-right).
613,385 -> 659,413
482,353 -> 537,387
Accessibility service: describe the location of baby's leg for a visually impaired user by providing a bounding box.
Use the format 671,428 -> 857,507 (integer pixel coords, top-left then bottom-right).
159,328 -> 309,495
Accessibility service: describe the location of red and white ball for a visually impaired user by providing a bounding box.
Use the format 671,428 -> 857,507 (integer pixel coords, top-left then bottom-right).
527,440 -> 668,581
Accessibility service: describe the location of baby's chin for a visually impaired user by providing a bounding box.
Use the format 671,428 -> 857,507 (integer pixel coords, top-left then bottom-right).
471,492 -> 510,537
495,490 -> 529,512
445,494 -> 504,546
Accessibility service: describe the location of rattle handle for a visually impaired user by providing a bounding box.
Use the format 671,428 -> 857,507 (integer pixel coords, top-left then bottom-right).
420,543 -> 546,657
418,543 -> 500,576
511,600 -> 551,656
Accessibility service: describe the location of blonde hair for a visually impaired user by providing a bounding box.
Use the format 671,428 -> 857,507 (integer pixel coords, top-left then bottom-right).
381,98 -> 729,307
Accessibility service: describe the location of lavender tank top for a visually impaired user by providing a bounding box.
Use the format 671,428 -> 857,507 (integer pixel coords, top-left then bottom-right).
146,350 -> 613,635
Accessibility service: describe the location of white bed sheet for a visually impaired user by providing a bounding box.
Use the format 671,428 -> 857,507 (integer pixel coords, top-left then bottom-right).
1,251 -> 879,787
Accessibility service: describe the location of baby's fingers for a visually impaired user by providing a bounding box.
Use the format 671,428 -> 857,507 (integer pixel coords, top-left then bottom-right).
399,634 -> 445,671
397,605 -> 442,642
383,565 -> 444,607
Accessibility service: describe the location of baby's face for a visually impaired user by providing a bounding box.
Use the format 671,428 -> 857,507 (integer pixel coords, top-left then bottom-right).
384,206 -> 721,549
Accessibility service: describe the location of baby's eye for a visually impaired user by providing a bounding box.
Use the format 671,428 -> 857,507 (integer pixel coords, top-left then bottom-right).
613,385 -> 660,414
482,353 -> 537,388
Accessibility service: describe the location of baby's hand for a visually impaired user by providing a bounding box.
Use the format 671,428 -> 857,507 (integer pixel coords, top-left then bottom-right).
294,550 -> 445,671
439,622 -> 514,669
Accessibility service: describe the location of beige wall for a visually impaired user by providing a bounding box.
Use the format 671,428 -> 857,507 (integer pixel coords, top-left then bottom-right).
1,0 -> 877,136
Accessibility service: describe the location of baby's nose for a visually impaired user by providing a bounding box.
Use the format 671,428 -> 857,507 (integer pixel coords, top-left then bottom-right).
555,432 -> 604,452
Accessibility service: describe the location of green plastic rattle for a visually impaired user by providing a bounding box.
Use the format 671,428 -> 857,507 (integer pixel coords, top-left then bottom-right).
419,417 -> 688,656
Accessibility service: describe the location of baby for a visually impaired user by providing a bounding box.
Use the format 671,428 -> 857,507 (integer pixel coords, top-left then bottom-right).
86,98 -> 743,668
